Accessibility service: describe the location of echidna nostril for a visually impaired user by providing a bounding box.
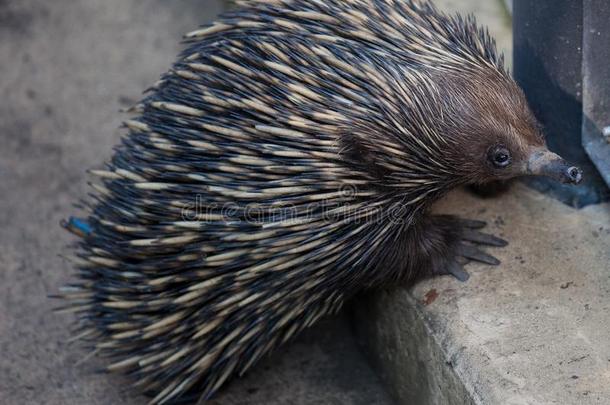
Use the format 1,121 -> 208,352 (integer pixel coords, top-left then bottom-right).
567,167 -> 583,184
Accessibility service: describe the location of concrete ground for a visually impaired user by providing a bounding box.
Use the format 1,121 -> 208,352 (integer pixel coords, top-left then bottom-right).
0,1 -> 391,404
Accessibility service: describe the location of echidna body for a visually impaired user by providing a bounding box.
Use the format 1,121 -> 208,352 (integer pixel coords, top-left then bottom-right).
61,0 -> 582,403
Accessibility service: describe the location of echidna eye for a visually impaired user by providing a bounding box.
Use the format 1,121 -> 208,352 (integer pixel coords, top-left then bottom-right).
488,146 -> 512,168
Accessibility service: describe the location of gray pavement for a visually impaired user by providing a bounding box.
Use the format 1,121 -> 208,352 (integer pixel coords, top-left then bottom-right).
0,1 -> 390,404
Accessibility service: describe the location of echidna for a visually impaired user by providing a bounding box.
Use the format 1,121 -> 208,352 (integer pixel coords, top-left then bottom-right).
59,0 -> 583,403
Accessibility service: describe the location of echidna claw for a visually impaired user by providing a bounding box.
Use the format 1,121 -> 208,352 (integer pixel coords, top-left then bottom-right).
436,216 -> 506,282
457,243 -> 501,266
457,218 -> 488,229
461,229 -> 508,247
447,261 -> 470,282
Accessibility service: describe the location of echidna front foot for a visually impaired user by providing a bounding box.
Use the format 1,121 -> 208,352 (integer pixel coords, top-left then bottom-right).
427,215 -> 508,283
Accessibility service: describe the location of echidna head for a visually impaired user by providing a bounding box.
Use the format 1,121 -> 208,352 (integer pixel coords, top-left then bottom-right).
438,69 -> 582,187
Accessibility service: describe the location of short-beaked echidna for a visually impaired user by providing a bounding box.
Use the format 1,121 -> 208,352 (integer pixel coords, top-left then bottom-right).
60,0 -> 583,403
